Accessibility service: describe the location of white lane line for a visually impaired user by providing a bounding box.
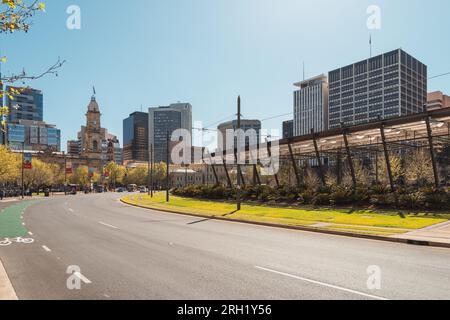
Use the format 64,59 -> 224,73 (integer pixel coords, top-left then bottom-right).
28,231 -> 33,236
74,272 -> 92,284
255,266 -> 388,301
98,221 -> 119,230
42,245 -> 52,252
68,208 -> 74,213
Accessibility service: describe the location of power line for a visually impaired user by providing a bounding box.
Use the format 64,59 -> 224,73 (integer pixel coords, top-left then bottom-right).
429,72 -> 450,80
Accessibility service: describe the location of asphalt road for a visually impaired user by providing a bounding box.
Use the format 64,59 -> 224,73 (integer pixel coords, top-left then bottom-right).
1,193 -> 450,300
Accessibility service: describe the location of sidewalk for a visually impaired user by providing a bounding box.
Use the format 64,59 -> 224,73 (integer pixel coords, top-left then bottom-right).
0,260 -> 18,300
392,221 -> 450,245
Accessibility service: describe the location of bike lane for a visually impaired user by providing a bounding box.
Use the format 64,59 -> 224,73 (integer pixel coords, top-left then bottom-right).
0,201 -> 38,246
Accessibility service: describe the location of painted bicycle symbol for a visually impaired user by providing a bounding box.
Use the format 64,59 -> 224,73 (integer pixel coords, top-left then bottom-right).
0,237 -> 35,247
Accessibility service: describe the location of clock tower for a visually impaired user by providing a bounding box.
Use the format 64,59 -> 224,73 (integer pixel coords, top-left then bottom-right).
80,95 -> 105,160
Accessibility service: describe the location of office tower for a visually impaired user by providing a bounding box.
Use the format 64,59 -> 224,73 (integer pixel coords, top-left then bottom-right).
328,49 -> 427,129
282,120 -> 294,139
5,86 -> 43,122
293,74 -> 329,136
217,119 -> 261,150
5,120 -> 61,152
123,111 -> 149,162
149,103 -> 192,163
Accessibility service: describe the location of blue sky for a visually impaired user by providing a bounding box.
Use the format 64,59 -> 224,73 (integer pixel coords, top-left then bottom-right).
2,0 -> 450,150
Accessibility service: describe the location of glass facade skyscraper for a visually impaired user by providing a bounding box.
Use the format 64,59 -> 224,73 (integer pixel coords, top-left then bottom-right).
123,111 -> 149,162
6,86 -> 44,122
149,103 -> 192,164
328,49 -> 427,129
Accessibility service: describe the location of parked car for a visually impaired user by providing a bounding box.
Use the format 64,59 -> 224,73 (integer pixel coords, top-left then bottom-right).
139,186 -> 147,193
116,187 -> 125,193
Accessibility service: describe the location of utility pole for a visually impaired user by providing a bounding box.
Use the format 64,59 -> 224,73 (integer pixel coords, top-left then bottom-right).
166,131 -> 170,202
236,96 -> 242,211
150,143 -> 154,197
21,142 -> 24,199
64,151 -> 67,195
147,144 -> 151,196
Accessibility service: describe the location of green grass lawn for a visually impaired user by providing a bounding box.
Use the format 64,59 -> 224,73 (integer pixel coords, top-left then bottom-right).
122,193 -> 449,236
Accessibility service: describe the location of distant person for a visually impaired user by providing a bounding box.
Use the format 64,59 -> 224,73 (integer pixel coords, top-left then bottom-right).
0,189 -> 4,200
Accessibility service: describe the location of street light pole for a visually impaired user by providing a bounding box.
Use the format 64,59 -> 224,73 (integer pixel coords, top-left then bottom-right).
236,96 -> 242,211
64,151 -> 67,195
150,143 -> 154,197
21,142 -> 24,199
166,131 -> 170,202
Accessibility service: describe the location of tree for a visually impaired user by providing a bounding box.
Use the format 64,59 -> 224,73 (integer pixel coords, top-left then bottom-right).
124,167 -> 148,186
23,159 -> 53,191
104,162 -> 126,189
376,153 -> 404,187
0,145 -> 19,184
70,166 -> 90,188
405,149 -> 434,187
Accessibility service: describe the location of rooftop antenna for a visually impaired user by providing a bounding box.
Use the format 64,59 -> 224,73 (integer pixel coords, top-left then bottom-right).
92,85 -> 96,100
302,61 -> 305,81
369,34 -> 372,58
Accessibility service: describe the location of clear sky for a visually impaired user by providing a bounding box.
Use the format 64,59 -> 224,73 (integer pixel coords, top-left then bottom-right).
2,0 -> 450,150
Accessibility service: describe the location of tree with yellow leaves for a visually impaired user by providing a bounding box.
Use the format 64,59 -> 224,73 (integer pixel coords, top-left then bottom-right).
104,162 -> 126,189
0,144 -> 19,184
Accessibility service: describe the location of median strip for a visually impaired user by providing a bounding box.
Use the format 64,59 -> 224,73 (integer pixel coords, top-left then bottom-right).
121,194 -> 450,248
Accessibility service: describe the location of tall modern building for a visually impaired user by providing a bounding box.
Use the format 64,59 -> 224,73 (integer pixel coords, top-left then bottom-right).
217,119 -> 261,150
2,120 -> 61,152
328,49 -> 427,129
293,74 -> 329,136
282,120 -> 294,139
149,103 -> 192,163
5,86 -> 43,122
123,111 -> 149,163
0,86 -> 61,151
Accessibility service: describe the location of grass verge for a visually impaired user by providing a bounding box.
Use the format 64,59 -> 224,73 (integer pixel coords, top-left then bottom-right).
121,193 -> 449,236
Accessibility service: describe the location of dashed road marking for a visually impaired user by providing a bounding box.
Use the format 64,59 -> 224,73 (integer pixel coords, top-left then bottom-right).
42,245 -> 51,252
255,266 -> 388,301
28,231 -> 33,236
98,221 -> 119,230
68,208 -> 74,213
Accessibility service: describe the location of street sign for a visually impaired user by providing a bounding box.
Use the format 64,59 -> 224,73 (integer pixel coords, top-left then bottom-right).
23,153 -> 32,170
66,162 -> 73,174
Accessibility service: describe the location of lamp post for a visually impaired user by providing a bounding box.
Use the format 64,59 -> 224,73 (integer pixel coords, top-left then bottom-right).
236,96 -> 242,211
166,131 -> 170,202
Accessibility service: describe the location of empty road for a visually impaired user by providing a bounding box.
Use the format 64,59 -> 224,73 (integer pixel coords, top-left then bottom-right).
1,193 -> 450,300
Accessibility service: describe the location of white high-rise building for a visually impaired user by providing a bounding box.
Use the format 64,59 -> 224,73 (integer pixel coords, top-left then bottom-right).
293,74 -> 329,136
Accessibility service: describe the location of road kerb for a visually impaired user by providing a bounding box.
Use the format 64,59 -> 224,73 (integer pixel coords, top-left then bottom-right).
0,260 -> 18,300
120,198 -> 450,249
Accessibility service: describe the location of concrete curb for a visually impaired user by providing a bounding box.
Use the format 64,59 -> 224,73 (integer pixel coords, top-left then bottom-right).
121,198 -> 450,249
0,260 -> 18,301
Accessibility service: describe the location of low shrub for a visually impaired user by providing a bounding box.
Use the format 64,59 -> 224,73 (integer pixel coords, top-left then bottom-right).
171,184 -> 450,211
